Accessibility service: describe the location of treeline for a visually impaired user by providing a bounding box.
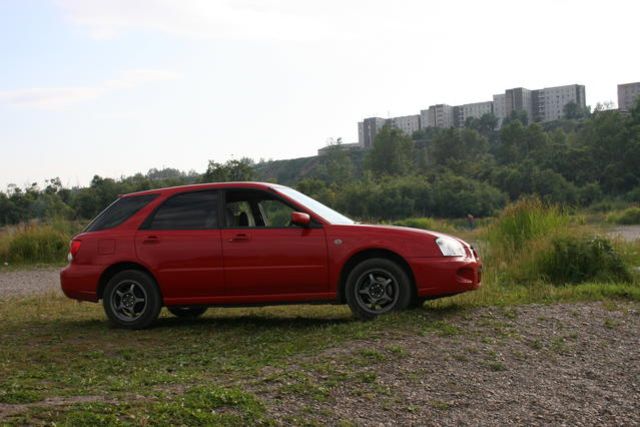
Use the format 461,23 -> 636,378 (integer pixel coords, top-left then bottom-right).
0,169 -> 200,226
1,101 -> 640,225
293,101 -> 640,219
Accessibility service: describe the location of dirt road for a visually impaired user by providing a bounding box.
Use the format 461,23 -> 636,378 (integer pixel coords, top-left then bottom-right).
0,267 -> 61,299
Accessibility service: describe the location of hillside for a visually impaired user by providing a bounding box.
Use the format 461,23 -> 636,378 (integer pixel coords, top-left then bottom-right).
254,149 -> 367,185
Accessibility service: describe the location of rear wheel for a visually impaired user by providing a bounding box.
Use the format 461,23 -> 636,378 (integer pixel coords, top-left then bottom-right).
345,258 -> 412,320
102,270 -> 162,329
167,306 -> 207,318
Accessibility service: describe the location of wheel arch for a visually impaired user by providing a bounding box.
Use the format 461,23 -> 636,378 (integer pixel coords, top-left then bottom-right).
337,248 -> 416,303
97,261 -> 162,301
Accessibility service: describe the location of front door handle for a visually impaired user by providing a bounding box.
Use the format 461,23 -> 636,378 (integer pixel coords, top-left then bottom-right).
142,235 -> 160,244
229,233 -> 250,242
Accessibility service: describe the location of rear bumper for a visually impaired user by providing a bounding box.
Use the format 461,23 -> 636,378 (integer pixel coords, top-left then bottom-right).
408,256 -> 482,297
60,264 -> 101,302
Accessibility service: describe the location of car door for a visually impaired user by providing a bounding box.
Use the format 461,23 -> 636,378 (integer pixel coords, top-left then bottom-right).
221,189 -> 329,296
135,190 -> 224,301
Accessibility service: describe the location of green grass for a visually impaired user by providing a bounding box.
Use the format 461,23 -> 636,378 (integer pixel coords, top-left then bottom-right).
484,197 -> 570,259
0,296 -> 437,424
607,206 -> 640,225
1,280 -> 639,425
1,204 -> 640,423
0,220 -> 86,266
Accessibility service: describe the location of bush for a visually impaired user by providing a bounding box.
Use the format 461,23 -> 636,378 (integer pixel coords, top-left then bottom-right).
538,236 -> 632,284
430,173 -> 506,217
392,217 -> 435,230
0,231 -> 8,263
607,207 -> 640,225
5,225 -> 69,264
486,197 -> 569,256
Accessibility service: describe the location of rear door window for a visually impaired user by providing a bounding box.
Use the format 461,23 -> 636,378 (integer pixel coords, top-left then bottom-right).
86,195 -> 158,232
145,191 -> 219,230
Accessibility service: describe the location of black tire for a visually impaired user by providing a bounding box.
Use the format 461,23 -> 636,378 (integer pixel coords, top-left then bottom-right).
345,258 -> 412,320
102,270 -> 162,330
167,306 -> 207,318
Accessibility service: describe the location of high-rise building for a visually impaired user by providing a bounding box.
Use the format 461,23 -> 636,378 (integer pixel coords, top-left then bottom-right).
492,94 -> 506,125
425,104 -> 455,128
389,114 -> 421,136
504,87 -> 533,122
453,101 -> 494,127
618,82 -> 640,112
419,109 -> 430,130
532,84 -> 586,122
355,81 -> 590,146
357,117 -> 387,148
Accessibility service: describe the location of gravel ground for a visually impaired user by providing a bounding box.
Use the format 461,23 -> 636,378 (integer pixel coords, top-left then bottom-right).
1,269 -> 639,425
0,267 -> 62,299
609,225 -> 640,242
255,302 -> 640,425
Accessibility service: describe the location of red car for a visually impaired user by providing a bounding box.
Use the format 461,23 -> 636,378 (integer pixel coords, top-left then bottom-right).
61,182 -> 481,329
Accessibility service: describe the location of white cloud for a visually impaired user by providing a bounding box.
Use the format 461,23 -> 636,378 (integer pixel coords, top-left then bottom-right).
0,69 -> 179,110
0,87 -> 106,110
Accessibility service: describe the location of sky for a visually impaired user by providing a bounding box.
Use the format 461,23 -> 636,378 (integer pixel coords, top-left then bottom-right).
1,0 -> 639,189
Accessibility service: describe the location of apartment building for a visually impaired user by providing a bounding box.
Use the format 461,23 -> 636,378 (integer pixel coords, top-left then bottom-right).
504,87 -> 533,121
419,109 -> 430,130
355,81 -> 593,147
532,84 -> 586,122
454,101 -> 494,127
389,114 -> 421,136
357,117 -> 387,148
618,82 -> 640,111
424,104 -> 455,128
492,94 -> 506,124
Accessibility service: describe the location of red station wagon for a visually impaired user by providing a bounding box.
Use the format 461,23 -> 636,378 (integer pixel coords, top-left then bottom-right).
60,182 -> 481,329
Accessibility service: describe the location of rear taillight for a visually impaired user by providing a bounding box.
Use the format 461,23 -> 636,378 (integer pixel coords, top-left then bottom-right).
68,239 -> 82,263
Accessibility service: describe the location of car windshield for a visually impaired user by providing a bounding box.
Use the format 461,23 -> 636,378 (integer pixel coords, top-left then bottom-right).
275,186 -> 354,225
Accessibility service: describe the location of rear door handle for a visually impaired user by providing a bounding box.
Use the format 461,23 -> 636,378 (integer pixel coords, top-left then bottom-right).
142,235 -> 160,244
229,233 -> 250,242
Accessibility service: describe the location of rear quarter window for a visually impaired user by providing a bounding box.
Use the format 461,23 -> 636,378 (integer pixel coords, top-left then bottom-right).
85,195 -> 157,232
144,190 -> 218,230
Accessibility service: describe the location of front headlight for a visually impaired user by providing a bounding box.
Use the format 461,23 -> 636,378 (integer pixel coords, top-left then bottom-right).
435,236 -> 466,257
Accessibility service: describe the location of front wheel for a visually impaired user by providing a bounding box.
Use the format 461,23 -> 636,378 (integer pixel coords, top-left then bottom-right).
102,270 -> 162,330
345,258 -> 412,320
167,306 -> 207,318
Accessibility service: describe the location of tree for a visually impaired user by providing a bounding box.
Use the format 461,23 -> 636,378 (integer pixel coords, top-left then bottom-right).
429,128 -> 489,167
563,101 -> 590,120
502,110 -> 529,126
315,138 -> 353,185
365,125 -> 414,176
495,119 -> 527,164
202,158 -> 255,182
465,113 -> 498,135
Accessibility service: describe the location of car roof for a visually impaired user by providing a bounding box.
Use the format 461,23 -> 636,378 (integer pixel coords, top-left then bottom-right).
121,181 -> 287,198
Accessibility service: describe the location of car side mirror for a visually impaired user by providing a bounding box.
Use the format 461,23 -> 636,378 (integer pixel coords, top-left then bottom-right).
291,211 -> 311,227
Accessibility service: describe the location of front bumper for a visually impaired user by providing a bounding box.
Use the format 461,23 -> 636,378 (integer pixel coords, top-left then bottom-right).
408,256 -> 482,297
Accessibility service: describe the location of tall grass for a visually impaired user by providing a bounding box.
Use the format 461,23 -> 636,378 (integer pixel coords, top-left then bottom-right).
485,197 -> 570,258
1,224 -> 71,265
537,235 -> 632,284
392,217 -> 437,230
606,207 -> 640,225
435,197 -> 640,309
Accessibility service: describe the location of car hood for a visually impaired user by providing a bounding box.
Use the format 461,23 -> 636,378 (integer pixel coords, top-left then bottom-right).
345,223 -> 457,241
